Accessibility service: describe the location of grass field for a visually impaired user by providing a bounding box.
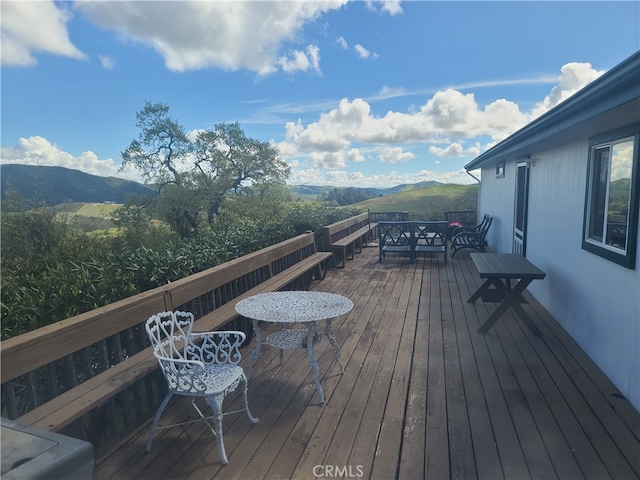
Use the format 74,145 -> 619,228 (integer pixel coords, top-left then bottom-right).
74,203 -> 122,218
54,202 -> 122,218
354,183 -> 478,220
52,183 -> 477,231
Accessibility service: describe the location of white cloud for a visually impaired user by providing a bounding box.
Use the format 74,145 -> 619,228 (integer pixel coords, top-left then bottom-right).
0,136 -> 141,181
280,92 -> 523,168
377,146 -> 414,164
278,61 -> 600,177
428,142 -> 482,159
76,0 -> 347,75
288,167 -> 475,188
99,55 -> 115,70
354,44 -> 378,60
278,45 -> 321,74
0,1 -> 87,66
611,141 -> 634,182
335,35 -> 378,60
365,0 -> 403,15
429,143 -> 464,158
309,150 -> 348,169
2,56 -> 604,190
530,62 -> 604,118
347,148 -> 366,163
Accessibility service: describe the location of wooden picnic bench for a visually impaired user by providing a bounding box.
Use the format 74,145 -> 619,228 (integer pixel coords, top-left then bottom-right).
378,221 -> 448,264
468,252 -> 546,336
322,212 -> 378,268
0,232 -> 332,449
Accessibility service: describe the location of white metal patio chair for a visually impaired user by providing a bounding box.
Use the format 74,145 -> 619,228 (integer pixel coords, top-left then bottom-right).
145,311 -> 259,465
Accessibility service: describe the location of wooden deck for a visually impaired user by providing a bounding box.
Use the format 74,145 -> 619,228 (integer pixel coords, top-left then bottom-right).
93,246 -> 640,480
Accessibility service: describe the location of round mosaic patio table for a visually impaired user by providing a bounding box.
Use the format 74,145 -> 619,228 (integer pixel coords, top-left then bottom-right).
235,291 -> 353,404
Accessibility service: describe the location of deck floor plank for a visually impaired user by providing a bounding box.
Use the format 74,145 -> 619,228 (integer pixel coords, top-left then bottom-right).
341,260 -> 412,474
446,255 -> 504,480
92,246 -> 640,480
439,257 -> 477,480
291,258 -> 405,477
396,257 -> 431,480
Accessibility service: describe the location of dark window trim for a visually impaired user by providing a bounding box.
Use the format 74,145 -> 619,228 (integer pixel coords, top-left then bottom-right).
582,123 -> 639,269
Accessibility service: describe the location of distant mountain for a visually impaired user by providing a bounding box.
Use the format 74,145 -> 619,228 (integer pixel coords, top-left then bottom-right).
287,184 -> 334,198
383,181 -> 440,195
0,164 -> 156,206
0,164 -> 446,208
288,180 -> 441,199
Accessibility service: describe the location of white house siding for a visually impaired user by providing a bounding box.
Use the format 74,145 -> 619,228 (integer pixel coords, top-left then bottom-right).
476,165 -> 515,254
478,139 -> 640,411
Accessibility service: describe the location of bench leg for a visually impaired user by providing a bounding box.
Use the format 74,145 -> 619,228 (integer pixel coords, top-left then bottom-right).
347,243 -> 355,260
314,262 -> 327,280
333,247 -> 347,268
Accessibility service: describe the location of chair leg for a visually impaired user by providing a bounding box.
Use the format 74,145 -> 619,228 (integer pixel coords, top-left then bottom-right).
206,394 -> 228,465
242,373 -> 259,425
146,391 -> 173,452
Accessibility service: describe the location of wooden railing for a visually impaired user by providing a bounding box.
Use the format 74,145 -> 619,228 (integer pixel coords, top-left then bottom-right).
368,210 -> 409,222
0,232 -> 330,453
444,210 -> 477,226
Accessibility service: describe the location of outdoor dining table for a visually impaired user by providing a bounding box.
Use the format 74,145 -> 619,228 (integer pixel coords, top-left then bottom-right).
468,252 -> 546,336
235,290 -> 354,404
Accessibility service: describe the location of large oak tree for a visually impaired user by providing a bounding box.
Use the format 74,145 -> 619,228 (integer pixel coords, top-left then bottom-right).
121,102 -> 290,236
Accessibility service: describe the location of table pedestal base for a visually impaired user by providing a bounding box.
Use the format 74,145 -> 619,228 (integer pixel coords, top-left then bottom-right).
246,318 -> 344,404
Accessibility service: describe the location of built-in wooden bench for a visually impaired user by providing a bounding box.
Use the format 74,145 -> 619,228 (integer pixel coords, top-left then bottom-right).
1,232 -> 331,445
322,212 -> 378,268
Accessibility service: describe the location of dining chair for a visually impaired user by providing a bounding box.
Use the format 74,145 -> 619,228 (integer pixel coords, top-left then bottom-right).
145,311 -> 258,465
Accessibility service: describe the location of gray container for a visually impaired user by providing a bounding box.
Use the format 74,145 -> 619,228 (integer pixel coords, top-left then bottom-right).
1,418 -> 94,480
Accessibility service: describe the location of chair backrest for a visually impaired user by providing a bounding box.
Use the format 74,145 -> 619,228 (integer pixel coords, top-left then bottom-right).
413,221 -> 448,245
479,215 -> 493,239
146,311 -> 246,366
378,221 -> 413,246
479,214 -> 491,231
146,311 -> 195,362
146,311 -> 246,394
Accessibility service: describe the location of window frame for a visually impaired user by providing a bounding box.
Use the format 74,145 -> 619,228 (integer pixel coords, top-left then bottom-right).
582,124 -> 639,269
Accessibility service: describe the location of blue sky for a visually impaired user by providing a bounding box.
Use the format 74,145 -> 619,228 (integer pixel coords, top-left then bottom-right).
1,1 -> 639,187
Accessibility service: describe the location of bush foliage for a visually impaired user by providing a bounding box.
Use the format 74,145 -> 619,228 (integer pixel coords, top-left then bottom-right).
0,202 -> 355,340
1,183 -> 474,340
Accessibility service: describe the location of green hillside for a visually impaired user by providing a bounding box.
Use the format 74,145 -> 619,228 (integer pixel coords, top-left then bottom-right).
55,184 -> 479,225
1,164 -> 155,207
354,183 -> 478,220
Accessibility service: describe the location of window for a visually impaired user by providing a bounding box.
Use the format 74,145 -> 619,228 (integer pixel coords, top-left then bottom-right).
496,160 -> 505,178
582,125 -> 639,268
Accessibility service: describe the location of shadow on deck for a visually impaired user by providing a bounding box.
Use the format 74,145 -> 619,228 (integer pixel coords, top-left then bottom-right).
93,246 -> 640,480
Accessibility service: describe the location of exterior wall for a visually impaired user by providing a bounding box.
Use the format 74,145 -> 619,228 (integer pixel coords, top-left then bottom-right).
478,139 -> 640,411
477,164 -> 515,253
